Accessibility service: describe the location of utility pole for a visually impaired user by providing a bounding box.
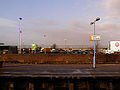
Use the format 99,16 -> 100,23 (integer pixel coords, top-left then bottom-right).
18,17 -> 22,54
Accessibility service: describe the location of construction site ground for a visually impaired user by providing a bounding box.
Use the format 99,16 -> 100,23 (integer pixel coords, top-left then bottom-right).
0,53 -> 120,64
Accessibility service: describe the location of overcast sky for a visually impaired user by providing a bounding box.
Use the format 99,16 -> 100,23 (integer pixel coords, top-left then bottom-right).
0,0 -> 120,47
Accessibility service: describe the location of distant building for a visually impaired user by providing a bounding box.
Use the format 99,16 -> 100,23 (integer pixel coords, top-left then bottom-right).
0,45 -> 17,54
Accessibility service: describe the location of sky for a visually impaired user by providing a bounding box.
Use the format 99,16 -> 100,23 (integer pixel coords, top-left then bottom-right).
0,0 -> 120,47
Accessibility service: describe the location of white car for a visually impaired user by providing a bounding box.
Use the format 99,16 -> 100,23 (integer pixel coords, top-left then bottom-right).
105,50 -> 114,54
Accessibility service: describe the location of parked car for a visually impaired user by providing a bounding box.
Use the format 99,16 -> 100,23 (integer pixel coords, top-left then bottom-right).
71,49 -> 89,54
51,49 -> 59,53
71,50 -> 81,54
58,49 -> 67,53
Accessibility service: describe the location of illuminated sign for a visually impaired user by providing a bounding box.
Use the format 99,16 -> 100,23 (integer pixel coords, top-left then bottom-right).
110,41 -> 120,51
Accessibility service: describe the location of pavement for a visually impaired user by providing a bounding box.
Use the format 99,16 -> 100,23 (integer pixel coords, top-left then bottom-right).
0,64 -> 120,78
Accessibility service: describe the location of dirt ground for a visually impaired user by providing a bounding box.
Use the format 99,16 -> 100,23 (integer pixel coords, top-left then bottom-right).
0,53 -> 120,64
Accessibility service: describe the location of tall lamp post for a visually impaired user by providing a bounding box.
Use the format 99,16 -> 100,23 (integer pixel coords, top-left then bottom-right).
18,17 -> 22,54
90,17 -> 100,68
64,39 -> 67,50
44,35 -> 47,54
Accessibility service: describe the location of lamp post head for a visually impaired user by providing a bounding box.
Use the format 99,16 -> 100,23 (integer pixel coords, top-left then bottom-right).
90,22 -> 94,25
90,17 -> 100,25
44,35 -> 46,37
64,39 -> 67,41
96,17 -> 100,21
19,17 -> 22,20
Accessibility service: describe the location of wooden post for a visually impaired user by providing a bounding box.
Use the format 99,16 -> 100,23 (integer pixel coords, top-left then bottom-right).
69,83 -> 74,90
27,82 -> 34,90
49,83 -> 54,90
109,82 -> 113,90
9,82 -> 14,90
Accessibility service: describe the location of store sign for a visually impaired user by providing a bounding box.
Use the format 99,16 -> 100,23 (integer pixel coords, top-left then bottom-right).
110,41 -> 120,51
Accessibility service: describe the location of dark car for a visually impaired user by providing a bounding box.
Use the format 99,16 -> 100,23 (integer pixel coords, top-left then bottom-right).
59,49 -> 67,53
71,49 -> 89,54
71,50 -> 81,54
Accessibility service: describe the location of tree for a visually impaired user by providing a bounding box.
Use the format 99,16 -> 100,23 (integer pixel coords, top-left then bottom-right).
51,44 -> 57,49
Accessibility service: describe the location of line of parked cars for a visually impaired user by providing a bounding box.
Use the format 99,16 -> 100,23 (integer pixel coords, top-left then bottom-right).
21,48 -> 90,54
49,49 -> 89,54
71,49 -> 89,54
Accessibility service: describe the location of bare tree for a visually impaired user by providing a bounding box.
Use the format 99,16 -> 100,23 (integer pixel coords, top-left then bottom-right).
51,44 -> 57,49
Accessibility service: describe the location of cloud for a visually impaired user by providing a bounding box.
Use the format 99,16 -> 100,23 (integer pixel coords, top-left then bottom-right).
0,18 -> 17,27
98,22 -> 117,32
92,21 -> 120,47
104,0 -> 120,11
23,19 -> 92,46
96,0 -> 120,47
24,18 -> 59,27
42,19 -> 59,26
104,14 -> 119,20
67,19 -> 90,30
103,0 -> 120,21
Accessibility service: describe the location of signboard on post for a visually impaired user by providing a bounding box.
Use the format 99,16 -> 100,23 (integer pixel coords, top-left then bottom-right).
90,35 -> 100,41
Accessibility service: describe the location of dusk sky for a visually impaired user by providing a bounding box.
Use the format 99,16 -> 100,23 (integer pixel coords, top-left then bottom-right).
0,0 -> 120,47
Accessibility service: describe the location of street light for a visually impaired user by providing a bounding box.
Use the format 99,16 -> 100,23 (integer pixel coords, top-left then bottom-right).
44,35 -> 47,54
90,17 -> 100,68
64,39 -> 67,50
18,17 -> 22,54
